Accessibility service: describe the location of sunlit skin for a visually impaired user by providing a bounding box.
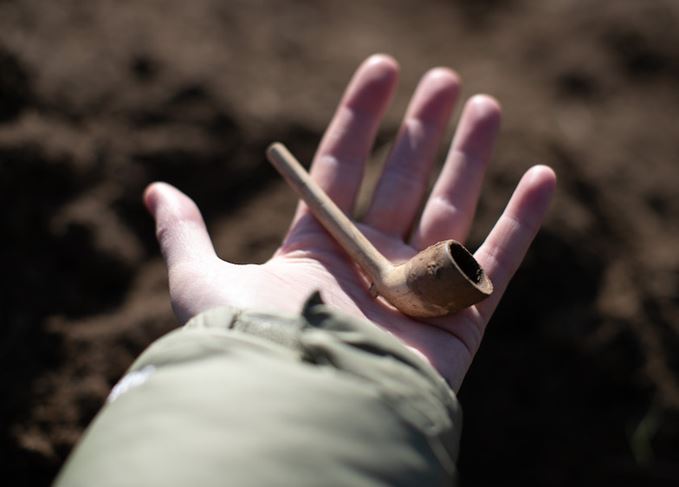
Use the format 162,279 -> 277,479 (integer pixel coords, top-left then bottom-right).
144,55 -> 556,391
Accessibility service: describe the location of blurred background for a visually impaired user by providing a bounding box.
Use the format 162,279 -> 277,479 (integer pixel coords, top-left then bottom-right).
1,0 -> 678,485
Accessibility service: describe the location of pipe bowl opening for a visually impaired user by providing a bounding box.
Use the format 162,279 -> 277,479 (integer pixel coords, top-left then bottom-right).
446,241 -> 492,294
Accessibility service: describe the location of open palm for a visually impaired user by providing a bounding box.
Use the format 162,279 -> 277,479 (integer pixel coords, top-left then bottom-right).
144,55 -> 556,391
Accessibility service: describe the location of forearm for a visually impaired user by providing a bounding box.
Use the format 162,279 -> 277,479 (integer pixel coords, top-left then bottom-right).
55,294 -> 461,486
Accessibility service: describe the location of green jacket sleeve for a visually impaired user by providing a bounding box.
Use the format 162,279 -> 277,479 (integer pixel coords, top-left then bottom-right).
55,293 -> 462,486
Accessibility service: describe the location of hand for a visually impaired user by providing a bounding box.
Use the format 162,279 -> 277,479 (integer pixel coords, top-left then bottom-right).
143,55 -> 556,391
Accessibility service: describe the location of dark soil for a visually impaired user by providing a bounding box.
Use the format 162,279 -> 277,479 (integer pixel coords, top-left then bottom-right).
2,1 -> 679,485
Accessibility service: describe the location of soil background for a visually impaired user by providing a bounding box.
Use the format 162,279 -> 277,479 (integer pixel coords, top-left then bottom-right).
2,0 -> 679,485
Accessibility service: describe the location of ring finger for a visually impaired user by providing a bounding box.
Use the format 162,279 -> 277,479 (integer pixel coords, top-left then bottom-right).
411,95 -> 501,249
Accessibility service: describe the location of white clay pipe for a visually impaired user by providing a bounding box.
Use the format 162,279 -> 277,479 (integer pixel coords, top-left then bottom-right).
266,142 -> 493,318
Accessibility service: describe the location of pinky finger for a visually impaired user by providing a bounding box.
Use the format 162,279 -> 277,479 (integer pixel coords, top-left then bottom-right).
473,165 -> 557,323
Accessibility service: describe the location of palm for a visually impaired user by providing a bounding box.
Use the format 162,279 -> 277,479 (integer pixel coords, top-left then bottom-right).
145,55 -> 555,390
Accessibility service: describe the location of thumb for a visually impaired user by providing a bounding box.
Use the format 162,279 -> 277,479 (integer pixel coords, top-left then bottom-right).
143,182 -> 217,269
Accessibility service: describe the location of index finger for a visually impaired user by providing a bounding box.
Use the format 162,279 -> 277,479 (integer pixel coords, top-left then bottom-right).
291,55 -> 399,225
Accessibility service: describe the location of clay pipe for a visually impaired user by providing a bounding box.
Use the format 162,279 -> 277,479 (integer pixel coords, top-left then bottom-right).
266,142 -> 493,318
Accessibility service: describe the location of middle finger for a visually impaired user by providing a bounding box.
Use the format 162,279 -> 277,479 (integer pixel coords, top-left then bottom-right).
362,67 -> 460,237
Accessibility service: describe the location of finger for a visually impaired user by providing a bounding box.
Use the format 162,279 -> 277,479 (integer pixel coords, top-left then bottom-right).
294,54 -> 399,222
411,95 -> 501,248
143,182 -> 217,269
473,166 -> 557,323
363,67 -> 460,236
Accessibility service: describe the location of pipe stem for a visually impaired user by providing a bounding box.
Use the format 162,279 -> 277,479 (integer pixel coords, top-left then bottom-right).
266,143 -> 392,282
